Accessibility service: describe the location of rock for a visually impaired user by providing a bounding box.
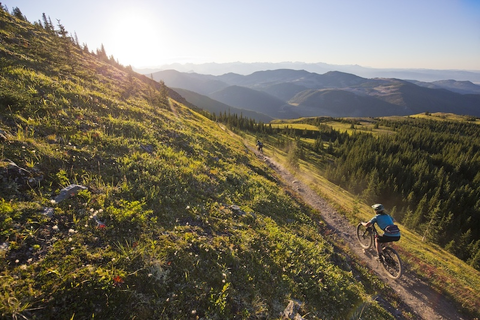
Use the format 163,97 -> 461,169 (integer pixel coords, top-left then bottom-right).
281,300 -> 305,320
53,184 -> 87,203
42,207 -> 54,218
141,144 -> 154,154
230,204 -> 246,216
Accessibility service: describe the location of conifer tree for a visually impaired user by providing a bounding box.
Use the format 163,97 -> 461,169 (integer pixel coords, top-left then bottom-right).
12,7 -> 26,20
362,169 -> 380,203
42,13 -> 53,31
468,242 -> 480,269
97,43 -> 108,60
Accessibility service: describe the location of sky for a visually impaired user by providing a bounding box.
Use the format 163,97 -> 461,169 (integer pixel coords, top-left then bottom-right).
4,0 -> 480,70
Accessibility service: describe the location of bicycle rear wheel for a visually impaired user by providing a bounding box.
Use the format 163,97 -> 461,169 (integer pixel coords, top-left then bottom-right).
356,223 -> 373,249
381,247 -> 403,279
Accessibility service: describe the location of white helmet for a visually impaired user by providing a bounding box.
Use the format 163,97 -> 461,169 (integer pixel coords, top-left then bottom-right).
372,204 -> 385,213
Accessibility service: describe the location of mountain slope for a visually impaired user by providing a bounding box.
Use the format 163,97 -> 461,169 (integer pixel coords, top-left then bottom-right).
290,89 -> 407,117
209,85 -> 301,119
173,87 -> 274,122
0,7 -> 395,319
397,81 -> 480,115
152,69 -> 229,95
260,82 -> 309,101
408,79 -> 480,95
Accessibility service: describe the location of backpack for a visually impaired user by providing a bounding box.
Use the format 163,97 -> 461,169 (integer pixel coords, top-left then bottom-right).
384,224 -> 400,234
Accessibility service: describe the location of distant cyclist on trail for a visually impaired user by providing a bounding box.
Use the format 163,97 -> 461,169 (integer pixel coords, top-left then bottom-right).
361,204 -> 401,261
256,140 -> 263,152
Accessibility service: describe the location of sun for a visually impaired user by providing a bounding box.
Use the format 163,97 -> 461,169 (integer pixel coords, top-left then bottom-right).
104,7 -> 164,67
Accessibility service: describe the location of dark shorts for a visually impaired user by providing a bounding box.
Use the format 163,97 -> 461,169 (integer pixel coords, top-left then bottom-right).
378,235 -> 400,243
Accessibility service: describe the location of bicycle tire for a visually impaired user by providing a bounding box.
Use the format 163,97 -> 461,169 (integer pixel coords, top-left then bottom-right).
356,223 -> 373,249
381,247 -> 403,279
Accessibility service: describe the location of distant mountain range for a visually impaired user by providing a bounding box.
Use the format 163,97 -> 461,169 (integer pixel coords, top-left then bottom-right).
138,61 -> 480,83
151,68 -> 480,121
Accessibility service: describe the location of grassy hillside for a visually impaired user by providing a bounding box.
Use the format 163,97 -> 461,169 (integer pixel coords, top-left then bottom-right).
0,7 -> 400,319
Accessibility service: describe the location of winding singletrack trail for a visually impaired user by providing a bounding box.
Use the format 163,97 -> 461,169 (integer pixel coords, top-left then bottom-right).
254,150 -> 466,320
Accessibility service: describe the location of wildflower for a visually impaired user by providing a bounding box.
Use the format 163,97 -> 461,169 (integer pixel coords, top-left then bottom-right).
113,275 -> 124,286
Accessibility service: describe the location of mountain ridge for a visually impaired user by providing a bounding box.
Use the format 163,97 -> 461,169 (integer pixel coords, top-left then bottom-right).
138,61 -> 480,83
152,69 -> 480,119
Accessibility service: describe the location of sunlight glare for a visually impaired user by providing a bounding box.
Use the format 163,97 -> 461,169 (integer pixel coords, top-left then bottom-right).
105,7 -> 165,67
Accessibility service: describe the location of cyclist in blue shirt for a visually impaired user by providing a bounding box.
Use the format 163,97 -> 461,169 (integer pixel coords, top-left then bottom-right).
362,204 -> 401,260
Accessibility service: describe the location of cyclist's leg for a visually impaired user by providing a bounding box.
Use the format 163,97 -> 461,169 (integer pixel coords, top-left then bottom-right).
377,235 -> 400,255
377,235 -> 392,255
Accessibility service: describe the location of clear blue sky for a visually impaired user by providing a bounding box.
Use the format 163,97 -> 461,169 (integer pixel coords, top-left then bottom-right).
4,0 -> 480,70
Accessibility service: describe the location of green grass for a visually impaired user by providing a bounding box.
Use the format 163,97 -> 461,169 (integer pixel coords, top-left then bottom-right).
409,112 -> 480,123
269,122 -> 321,132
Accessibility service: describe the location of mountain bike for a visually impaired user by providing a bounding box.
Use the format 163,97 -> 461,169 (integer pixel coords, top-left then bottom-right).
356,223 -> 403,279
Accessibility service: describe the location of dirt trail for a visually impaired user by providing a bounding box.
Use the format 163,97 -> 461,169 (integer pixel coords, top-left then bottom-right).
255,151 -> 466,320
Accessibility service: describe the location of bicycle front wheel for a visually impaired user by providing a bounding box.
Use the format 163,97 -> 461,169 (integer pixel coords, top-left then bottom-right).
356,223 -> 373,249
381,247 -> 403,279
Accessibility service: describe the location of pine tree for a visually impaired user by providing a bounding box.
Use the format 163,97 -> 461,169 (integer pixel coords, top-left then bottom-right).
422,201 -> 442,242
97,43 -> 108,60
42,13 -> 53,31
405,194 -> 428,230
468,242 -> 480,270
12,7 -> 26,20
362,169 -> 380,204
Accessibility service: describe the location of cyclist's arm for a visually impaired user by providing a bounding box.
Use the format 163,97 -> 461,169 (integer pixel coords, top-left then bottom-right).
362,216 -> 377,227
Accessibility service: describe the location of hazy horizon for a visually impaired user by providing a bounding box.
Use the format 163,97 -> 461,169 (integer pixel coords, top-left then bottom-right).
4,0 -> 480,71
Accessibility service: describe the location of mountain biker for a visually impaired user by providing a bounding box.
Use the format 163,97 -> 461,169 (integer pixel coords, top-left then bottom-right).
362,204 -> 400,260
256,140 -> 263,152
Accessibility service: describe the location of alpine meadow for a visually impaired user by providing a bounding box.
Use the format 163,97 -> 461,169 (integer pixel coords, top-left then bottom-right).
1,6 -> 480,320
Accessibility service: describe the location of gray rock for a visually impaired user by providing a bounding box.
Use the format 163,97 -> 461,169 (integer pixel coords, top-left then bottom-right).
54,184 -> 87,203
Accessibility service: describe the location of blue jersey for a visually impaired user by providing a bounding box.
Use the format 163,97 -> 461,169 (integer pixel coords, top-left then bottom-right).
369,214 -> 400,237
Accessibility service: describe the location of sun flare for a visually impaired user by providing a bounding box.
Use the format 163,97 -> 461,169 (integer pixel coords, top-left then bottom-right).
104,7 -> 164,67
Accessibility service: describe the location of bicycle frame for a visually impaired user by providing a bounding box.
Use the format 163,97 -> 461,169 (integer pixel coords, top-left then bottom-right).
356,222 -> 403,279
